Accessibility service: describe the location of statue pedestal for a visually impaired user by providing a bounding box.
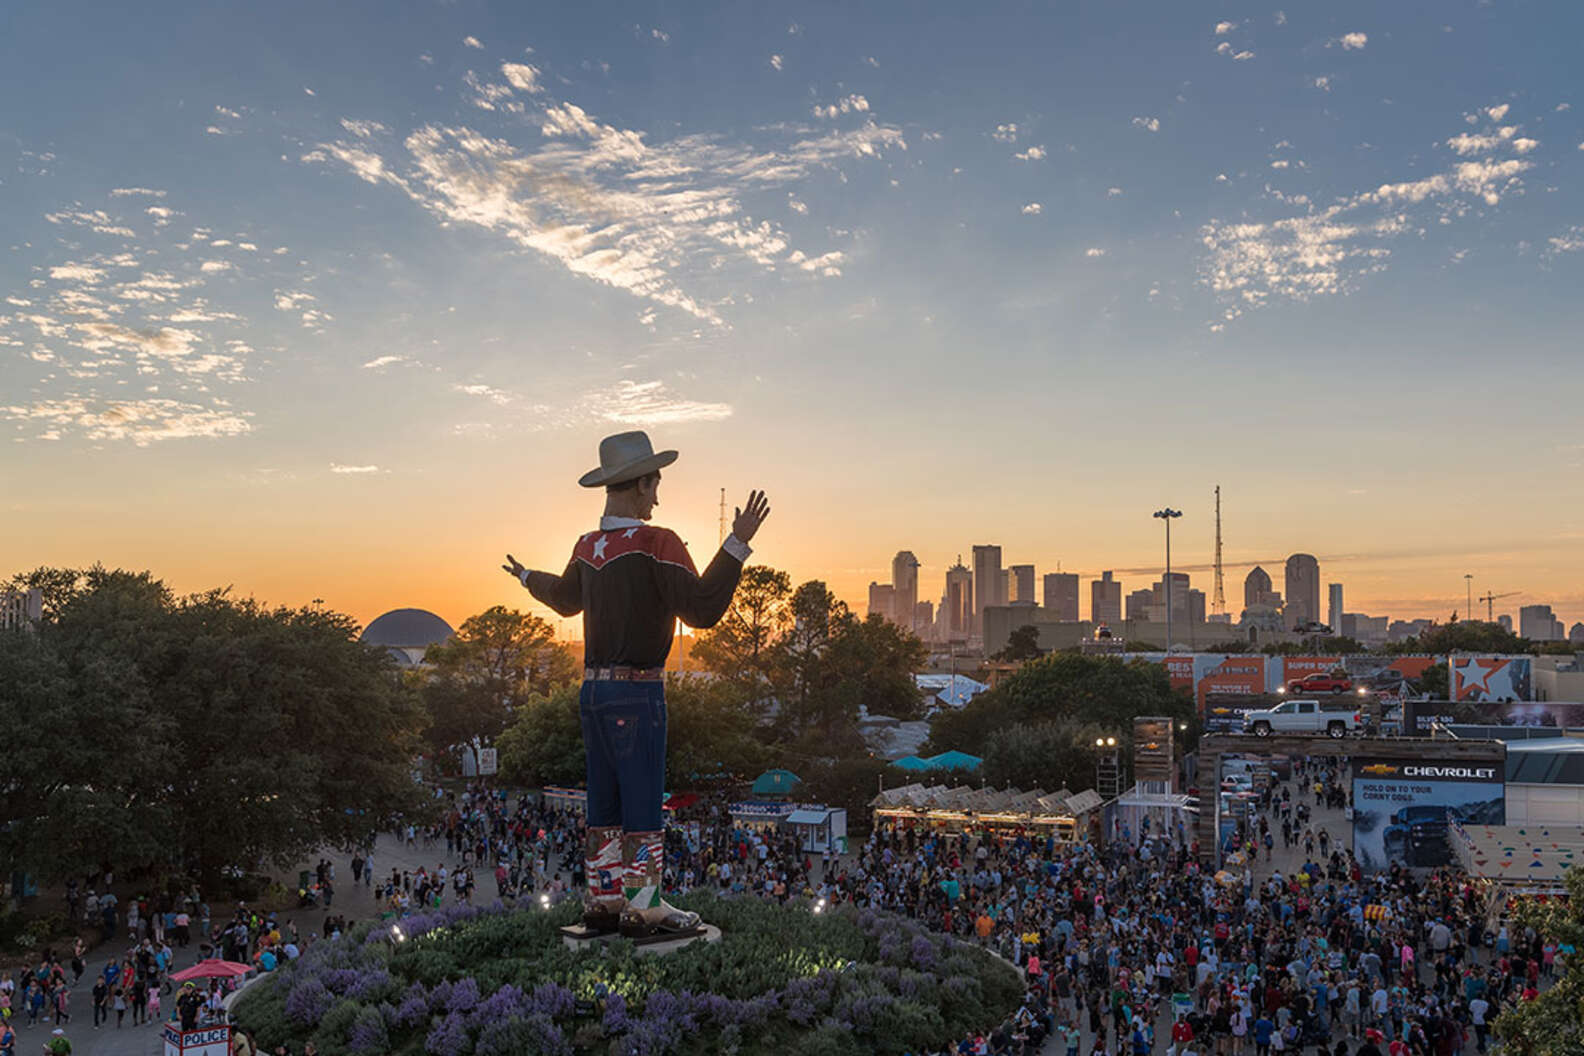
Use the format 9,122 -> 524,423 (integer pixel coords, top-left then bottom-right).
559,922 -> 720,955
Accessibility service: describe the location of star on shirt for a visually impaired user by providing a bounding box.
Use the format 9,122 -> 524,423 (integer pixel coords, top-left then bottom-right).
593,535 -> 609,560
623,527 -> 639,538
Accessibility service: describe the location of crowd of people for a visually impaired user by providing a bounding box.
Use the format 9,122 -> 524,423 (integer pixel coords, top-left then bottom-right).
417,766 -> 1561,1056
2,760 -> 1565,1056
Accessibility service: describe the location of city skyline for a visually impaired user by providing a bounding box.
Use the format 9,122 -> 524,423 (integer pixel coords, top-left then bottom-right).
4,2 -> 1582,637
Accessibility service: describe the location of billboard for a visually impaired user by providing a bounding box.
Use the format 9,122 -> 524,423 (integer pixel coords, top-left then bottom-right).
1404,698 -> 1584,734
1351,758 -> 1504,872
1452,656 -> 1533,701
1197,655 -> 1268,706
1132,716 -> 1176,784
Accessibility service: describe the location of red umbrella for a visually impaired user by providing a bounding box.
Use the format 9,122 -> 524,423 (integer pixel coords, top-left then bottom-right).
170,958 -> 253,981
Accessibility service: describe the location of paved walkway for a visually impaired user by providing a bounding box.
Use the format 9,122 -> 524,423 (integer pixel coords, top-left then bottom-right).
14,829 -> 463,1056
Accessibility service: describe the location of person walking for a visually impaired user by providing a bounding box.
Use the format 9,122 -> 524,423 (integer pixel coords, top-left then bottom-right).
506,430 -> 768,938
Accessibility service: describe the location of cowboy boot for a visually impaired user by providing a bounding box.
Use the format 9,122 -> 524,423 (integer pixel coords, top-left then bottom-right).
581,826 -> 624,933
618,831 -> 700,937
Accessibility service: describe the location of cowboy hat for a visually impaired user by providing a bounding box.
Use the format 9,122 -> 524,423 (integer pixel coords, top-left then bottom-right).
578,431 -> 678,488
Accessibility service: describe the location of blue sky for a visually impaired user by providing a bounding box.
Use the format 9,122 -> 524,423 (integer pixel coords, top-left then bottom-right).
3,1 -> 1582,629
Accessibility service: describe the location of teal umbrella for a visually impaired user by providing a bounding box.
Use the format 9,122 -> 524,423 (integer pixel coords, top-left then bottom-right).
924,750 -> 983,772
890,755 -> 932,771
751,768 -> 803,797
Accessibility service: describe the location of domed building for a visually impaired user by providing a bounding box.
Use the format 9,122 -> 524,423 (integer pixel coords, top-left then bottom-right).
360,608 -> 455,667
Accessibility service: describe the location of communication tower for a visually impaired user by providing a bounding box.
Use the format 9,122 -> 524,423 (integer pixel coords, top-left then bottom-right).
1212,485 -> 1227,616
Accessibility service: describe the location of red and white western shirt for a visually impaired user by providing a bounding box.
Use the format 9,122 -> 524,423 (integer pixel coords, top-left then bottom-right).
521,516 -> 750,668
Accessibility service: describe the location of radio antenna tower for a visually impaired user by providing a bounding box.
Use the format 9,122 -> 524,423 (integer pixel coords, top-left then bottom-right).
718,488 -> 727,545
1212,485 -> 1227,616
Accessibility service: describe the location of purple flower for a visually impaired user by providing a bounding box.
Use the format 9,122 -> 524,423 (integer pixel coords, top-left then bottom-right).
446,977 -> 481,1014
428,980 -> 453,1014
525,982 -> 575,1020
909,935 -> 939,970
347,1006 -> 390,1054
395,982 -> 431,1028
470,984 -> 527,1030
424,1009 -> 471,1056
346,968 -> 392,1002
283,978 -> 334,1028
602,991 -> 630,1033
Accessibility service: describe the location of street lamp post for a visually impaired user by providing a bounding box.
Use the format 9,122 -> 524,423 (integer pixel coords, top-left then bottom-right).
1153,508 -> 1182,650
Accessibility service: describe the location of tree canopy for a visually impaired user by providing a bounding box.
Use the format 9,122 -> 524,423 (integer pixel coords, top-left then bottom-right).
924,652 -> 1194,759
0,566 -> 430,885
1496,867 -> 1584,1053
417,605 -> 579,752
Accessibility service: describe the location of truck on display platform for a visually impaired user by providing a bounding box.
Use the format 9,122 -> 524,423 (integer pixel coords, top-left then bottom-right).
1284,672 -> 1354,695
1241,699 -> 1363,738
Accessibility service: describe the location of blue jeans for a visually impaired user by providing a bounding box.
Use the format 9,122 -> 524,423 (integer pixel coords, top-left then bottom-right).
580,679 -> 666,832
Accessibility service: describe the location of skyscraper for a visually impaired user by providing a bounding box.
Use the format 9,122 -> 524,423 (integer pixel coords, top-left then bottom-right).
1044,572 -> 1080,621
867,582 -> 895,623
944,557 -> 973,639
1284,554 -> 1321,627
892,551 -> 919,631
1327,583 -> 1343,634
1244,566 -> 1274,609
971,545 -> 1004,633
1009,564 -> 1035,605
1091,571 -> 1122,625
1520,604 -> 1565,642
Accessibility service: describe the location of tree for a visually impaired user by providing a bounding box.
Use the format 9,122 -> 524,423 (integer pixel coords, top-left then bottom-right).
419,606 -> 579,750
1385,621 -> 1528,656
823,614 -> 929,721
690,565 -> 792,701
0,566 -> 430,885
1495,866 -> 1584,1053
802,754 -> 894,837
995,625 -> 1042,662
664,675 -> 769,783
925,653 -> 1192,758
1416,662 -> 1449,699
982,721 -> 1108,793
775,580 -> 848,738
496,685 -> 584,788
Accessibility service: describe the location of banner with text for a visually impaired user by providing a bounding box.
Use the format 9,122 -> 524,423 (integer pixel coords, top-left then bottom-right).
1351,758 -> 1504,872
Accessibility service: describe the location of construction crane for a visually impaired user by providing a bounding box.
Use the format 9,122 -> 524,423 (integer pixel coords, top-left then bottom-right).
1478,591 -> 1520,622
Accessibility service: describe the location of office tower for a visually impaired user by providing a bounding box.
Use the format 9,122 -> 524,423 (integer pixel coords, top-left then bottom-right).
1186,588 -> 1207,625
1244,566 -> 1274,609
1044,572 -> 1080,621
892,551 -> 919,630
1328,583 -> 1343,633
944,557 -> 973,638
1126,589 -> 1153,622
972,545 -> 1004,632
0,588 -> 43,630
1571,622 -> 1584,645
1009,564 -> 1035,605
1284,554 -> 1320,626
1498,614 -> 1513,633
914,600 -> 934,636
1521,604 -> 1564,642
867,582 -> 895,623
1091,571 -> 1122,625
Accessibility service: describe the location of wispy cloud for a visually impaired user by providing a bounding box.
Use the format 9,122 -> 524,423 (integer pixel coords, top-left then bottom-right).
1200,113 -> 1536,326
305,61 -> 903,325
362,354 -> 409,369
1339,32 -> 1368,50
1021,202 -> 1042,215
1013,145 -> 1046,161
1,397 -> 250,445
462,35 -> 483,50
1132,116 -> 1160,132
991,123 -> 1019,143
330,463 -> 382,474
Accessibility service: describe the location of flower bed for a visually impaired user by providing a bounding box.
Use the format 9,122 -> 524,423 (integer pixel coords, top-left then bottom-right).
232,893 -> 1023,1055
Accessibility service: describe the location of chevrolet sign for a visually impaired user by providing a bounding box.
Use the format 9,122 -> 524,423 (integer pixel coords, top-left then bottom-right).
1360,764 -> 1398,776
1403,765 -> 1496,780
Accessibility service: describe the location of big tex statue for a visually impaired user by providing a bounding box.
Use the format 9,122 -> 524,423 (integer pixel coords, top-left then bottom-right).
504,431 -> 769,937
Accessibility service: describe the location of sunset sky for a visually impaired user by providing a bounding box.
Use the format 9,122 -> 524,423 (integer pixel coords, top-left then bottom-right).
4,1 -> 1582,638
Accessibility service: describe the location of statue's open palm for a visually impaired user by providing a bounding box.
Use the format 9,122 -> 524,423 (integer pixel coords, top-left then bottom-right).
733,490 -> 771,544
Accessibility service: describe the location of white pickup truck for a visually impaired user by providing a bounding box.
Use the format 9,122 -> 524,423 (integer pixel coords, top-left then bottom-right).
1242,699 -> 1363,739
